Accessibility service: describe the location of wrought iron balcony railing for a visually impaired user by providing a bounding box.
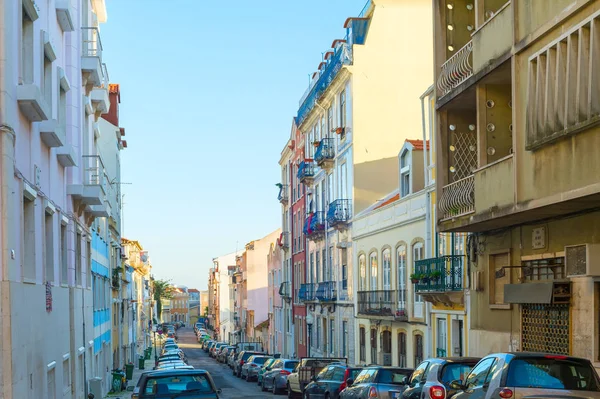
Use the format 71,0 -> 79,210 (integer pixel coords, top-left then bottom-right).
297,43 -> 352,126
297,161 -> 315,183
314,138 -> 335,167
279,281 -> 291,300
357,290 -> 407,320
277,184 -> 289,204
299,283 -> 317,302
316,281 -> 337,302
327,199 -> 351,228
303,212 -> 325,241
436,348 -> 447,357
437,41 -> 473,97
414,255 -> 465,293
439,175 -> 474,220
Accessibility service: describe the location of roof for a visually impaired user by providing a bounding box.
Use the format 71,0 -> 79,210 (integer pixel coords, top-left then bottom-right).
188,289 -> 200,293
255,319 -> 269,330
374,193 -> 400,210
405,139 -> 430,150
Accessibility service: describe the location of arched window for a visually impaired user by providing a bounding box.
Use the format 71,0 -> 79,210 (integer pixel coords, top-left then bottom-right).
359,327 -> 366,362
382,249 -> 391,291
369,252 -> 378,290
414,334 -> 424,366
358,254 -> 367,291
397,245 -> 407,309
397,332 -> 407,367
412,242 -> 424,317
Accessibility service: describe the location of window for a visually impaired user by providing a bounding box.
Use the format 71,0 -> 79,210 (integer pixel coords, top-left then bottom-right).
86,240 -> 91,288
382,249 -> 391,290
320,116 -> 326,140
370,252 -> 378,290
342,321 -> 348,357
45,211 -> 54,283
62,359 -> 70,392
506,357 -> 598,390
339,90 -> 347,133
339,162 -> 348,200
359,327 -> 366,362
328,246 -> 333,281
522,257 -> 564,281
438,233 -> 447,256
454,233 -> 465,255
75,233 -> 82,286
43,41 -> 53,110
413,243 -> 424,313
398,332 -> 407,367
322,249 -> 326,282
397,246 -> 407,309
400,150 -> 411,197
464,358 -> 496,389
489,252 -> 510,306
47,368 -> 56,399
341,248 -> 348,290
327,173 -> 333,204
316,317 -> 321,350
21,5 -> 34,84
370,329 -> 377,364
329,319 -> 335,354
316,251 -> 320,283
359,254 -> 367,291
414,334 -> 424,366
437,318 -> 447,357
327,107 -> 333,133
310,253 -> 314,284
23,195 -> 36,280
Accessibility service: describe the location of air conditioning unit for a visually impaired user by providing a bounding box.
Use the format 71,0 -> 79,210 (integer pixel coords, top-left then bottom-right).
88,377 -> 102,398
565,244 -> 600,277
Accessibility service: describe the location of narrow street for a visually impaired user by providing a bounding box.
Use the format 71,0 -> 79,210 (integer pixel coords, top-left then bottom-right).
177,327 -> 274,398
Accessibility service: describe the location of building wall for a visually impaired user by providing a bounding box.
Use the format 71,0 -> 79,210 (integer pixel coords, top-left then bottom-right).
214,251 -> 242,340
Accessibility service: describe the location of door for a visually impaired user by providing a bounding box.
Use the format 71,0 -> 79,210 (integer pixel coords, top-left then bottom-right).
452,319 -> 464,357
412,243 -> 424,318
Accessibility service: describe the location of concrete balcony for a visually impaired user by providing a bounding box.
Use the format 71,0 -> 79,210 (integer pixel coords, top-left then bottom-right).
89,203 -> 109,218
90,63 -> 110,114
67,155 -> 106,205
81,27 -> 103,87
474,155 -> 514,214
39,120 -> 66,148
357,290 -> 408,321
55,0 -> 75,31
56,145 -> 77,167
472,2 -> 512,75
17,84 -> 50,122
314,138 -> 335,170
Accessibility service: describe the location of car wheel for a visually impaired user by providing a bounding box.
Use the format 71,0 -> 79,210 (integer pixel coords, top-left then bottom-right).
273,380 -> 278,395
287,383 -> 292,398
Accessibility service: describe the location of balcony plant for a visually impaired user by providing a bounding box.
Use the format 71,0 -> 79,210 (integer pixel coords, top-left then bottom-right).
313,141 -> 320,147
410,273 -> 420,284
420,273 -> 430,283
429,270 -> 442,282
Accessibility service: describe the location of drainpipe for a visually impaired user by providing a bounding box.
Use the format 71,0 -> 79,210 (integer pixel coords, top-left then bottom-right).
420,89 -> 433,360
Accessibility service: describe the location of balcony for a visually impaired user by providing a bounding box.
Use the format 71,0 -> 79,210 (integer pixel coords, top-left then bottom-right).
437,41 -> 473,98
414,255 -> 465,306
315,281 -> 337,302
303,212 -> 325,241
67,155 -> 106,205
297,43 -> 352,126
472,2 -> 512,75
277,184 -> 289,205
55,0 -> 75,31
279,282 -> 292,303
357,290 -> 408,321
297,160 -> 315,185
56,145 -> 77,167
439,175 -> 475,221
327,199 -> 351,229
81,27 -> 103,87
90,63 -> 110,115
17,84 -> 50,122
314,138 -> 335,170
436,348 -> 447,357
278,231 -> 290,250
38,120 -> 66,148
299,283 -> 317,302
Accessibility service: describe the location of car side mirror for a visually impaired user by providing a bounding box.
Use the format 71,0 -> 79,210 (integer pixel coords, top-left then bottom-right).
346,378 -> 354,386
449,380 -> 465,390
217,388 -> 222,394
311,376 -> 317,382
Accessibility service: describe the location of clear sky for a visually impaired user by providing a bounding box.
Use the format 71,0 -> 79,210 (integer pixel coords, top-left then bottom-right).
102,0 -> 368,290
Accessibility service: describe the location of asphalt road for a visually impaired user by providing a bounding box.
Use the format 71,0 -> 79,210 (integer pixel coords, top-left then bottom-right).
177,327 -> 276,399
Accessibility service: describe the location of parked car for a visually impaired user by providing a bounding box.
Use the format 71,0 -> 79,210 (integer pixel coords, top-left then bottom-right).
134,369 -> 221,398
211,342 -> 227,358
304,364 -> 363,399
258,358 -> 278,386
401,357 -> 480,399
241,355 -> 272,381
228,350 -> 238,369
262,358 -> 300,395
203,340 -> 213,352
234,351 -> 265,378
287,358 -> 347,397
449,352 -> 600,399
217,346 -> 234,363
340,366 -> 414,399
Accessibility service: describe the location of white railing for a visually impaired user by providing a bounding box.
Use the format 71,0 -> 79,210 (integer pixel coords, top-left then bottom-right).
437,41 -> 473,97
439,175 -> 475,219
99,63 -> 109,88
82,27 -> 103,59
82,155 -> 106,189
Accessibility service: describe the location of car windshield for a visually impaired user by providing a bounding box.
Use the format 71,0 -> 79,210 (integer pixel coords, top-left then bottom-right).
254,357 -> 268,365
143,374 -> 214,395
440,363 -> 476,385
285,361 -> 299,370
378,369 -> 411,385
506,357 -> 600,391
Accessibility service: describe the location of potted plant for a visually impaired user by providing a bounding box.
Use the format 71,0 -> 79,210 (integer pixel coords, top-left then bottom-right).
313,141 -> 320,147
420,273 -> 430,284
335,127 -> 345,135
410,273 -> 420,284
430,270 -> 442,282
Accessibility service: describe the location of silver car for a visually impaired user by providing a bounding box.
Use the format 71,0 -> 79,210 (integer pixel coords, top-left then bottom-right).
262,358 -> 299,395
451,352 -> 600,399
241,355 -> 272,381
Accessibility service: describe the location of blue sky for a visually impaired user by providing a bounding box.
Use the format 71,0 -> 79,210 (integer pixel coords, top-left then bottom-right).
102,0 -> 367,290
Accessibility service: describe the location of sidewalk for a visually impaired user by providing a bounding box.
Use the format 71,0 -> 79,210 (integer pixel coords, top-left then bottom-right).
104,357 -> 156,398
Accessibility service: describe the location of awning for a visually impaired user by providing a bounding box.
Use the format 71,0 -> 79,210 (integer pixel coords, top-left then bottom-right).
504,282 -> 553,304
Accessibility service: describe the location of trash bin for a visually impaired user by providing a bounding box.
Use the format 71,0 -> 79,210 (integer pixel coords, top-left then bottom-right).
145,348 -> 152,360
125,363 -> 134,380
111,372 -> 123,392
138,355 -> 145,370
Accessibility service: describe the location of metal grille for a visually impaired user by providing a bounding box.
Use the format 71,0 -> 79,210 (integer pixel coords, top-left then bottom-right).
414,335 -> 424,366
566,245 -> 587,276
522,258 -> 565,281
450,130 -> 477,182
522,303 -> 570,355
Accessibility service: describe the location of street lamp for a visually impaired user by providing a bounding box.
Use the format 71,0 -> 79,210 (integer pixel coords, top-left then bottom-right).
306,313 -> 314,358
